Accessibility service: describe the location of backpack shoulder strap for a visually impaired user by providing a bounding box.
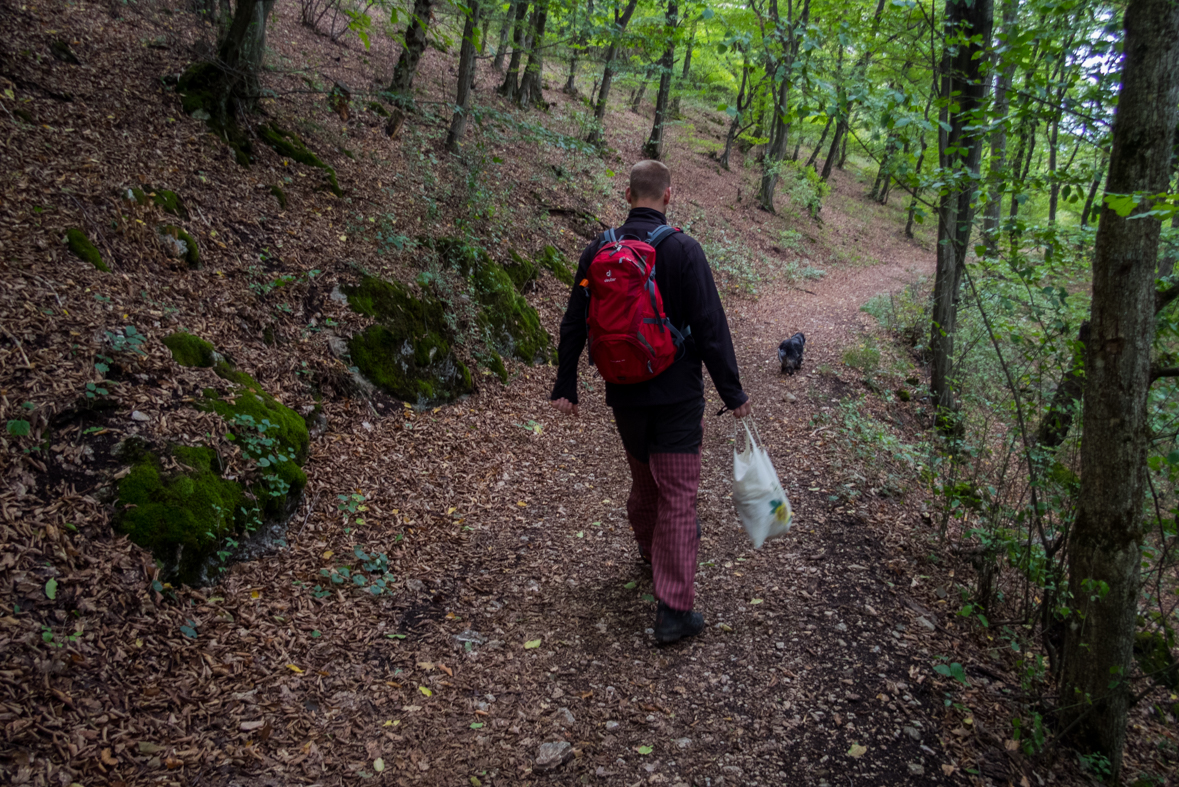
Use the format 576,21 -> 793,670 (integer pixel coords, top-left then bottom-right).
646,225 -> 681,249
600,227 -> 617,247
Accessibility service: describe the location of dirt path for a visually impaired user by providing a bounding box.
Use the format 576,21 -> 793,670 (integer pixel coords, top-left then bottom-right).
363,177 -> 944,785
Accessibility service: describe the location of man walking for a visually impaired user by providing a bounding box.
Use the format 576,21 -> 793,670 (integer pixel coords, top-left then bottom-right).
549,160 -> 751,644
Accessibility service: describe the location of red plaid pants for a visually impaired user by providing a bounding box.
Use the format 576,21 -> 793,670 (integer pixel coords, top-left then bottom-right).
625,450 -> 701,611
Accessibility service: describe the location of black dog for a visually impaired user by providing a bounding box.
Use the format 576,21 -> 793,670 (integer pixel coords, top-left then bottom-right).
778,332 -> 806,375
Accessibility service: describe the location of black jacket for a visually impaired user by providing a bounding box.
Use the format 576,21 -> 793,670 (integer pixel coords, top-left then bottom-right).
550,207 -> 747,410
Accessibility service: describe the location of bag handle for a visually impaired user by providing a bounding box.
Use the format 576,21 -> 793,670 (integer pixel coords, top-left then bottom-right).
733,416 -> 765,454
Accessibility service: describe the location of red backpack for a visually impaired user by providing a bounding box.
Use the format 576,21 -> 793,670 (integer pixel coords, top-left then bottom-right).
583,225 -> 690,384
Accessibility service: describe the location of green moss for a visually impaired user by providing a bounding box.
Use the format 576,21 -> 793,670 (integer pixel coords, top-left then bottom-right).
270,184 -> 288,209
506,250 -> 540,291
429,238 -> 551,365
162,332 -> 216,368
488,351 -> 508,384
343,277 -> 474,405
367,100 -> 391,118
208,362 -> 311,465
116,446 -> 246,585
65,227 -> 108,272
538,245 -> 574,286
125,187 -> 190,219
257,123 -> 343,196
159,224 -> 200,269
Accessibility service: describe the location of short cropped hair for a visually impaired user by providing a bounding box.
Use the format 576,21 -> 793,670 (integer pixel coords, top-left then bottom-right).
629,160 -> 671,201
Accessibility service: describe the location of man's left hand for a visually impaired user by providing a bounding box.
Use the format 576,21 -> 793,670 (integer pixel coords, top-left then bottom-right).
732,399 -> 752,419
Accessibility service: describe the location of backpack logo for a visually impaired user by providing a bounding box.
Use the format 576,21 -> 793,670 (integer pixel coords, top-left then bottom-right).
583,226 -> 689,385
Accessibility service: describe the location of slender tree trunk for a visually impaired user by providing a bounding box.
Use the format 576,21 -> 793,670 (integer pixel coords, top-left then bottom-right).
820,48 -> 847,181
871,131 -> 899,200
904,73 -> 939,238
587,0 -> 640,146
720,52 -> 750,170
498,1 -> 530,99
1060,1 -> 1179,779
516,0 -> 549,107
563,0 -> 591,93
806,118 -> 834,169
446,1 -> 481,151
929,0 -> 993,414
758,0 -> 811,212
1006,120 -> 1037,249
982,0 -> 1018,253
643,0 -> 678,160
1081,161 -> 1106,226
630,81 -> 648,112
494,0 -> 518,70
838,117 -> 851,167
822,0 -> 886,182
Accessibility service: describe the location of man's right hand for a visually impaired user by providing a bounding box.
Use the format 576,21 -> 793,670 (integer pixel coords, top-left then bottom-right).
550,398 -> 579,417
732,398 -> 752,419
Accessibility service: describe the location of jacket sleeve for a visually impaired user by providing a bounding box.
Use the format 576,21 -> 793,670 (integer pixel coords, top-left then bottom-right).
550,243 -> 597,404
678,239 -> 748,411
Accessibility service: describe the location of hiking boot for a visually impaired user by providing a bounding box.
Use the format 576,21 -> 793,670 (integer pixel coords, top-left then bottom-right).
654,601 -> 704,644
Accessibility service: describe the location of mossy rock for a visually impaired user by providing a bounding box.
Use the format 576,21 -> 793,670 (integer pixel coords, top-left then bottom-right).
343,277 -> 473,405
506,250 -> 540,291
159,224 -> 200,269
257,123 -> 343,196
116,445 -> 247,585
367,100 -> 391,118
429,238 -> 551,365
126,187 -> 189,219
538,245 -> 575,286
65,227 -> 109,272
208,362 -> 311,468
270,184 -> 288,209
162,332 -> 216,368
1134,620 -> 1179,690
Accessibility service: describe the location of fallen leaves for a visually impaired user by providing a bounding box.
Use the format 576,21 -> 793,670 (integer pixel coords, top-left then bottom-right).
524,638 -> 541,649
847,743 -> 867,758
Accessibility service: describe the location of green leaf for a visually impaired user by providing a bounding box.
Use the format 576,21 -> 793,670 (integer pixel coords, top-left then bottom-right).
524,638 -> 542,649
637,745 -> 653,755
6,420 -> 31,437
179,624 -> 198,639
44,578 -> 57,600
641,593 -> 656,603
470,722 -> 484,729
624,581 -> 637,589
387,633 -> 407,639
311,630 -> 321,638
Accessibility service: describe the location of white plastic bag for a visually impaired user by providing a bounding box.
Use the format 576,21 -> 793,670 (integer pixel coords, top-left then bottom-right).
732,417 -> 793,548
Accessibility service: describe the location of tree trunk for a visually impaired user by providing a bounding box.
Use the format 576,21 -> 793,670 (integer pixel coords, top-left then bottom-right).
643,0 -> 677,160
758,0 -> 811,212
390,0 -> 433,96
981,0 -> 1018,254
1060,2 -> 1179,779
719,52 -> 750,170
820,47 -> 847,181
480,15 -> 490,53
498,1 -> 530,100
871,131 -> 898,200
493,0 -> 517,71
838,118 -> 850,167
929,0 -> 993,414
1080,161 -> 1106,226
903,73 -> 939,237
805,118 -> 833,169
563,0 -> 590,93
630,81 -> 648,112
587,0 -> 640,146
516,0 -> 549,107
445,1 -> 481,151
178,0 -> 274,161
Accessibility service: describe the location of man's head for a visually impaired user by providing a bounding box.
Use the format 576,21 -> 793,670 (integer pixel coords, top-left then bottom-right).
626,160 -> 671,211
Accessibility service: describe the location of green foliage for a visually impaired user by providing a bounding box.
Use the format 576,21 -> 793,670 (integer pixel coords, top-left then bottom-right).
106,325 -> 147,356
269,184 -> 288,209
257,123 -> 343,196
778,160 -> 831,219
841,340 -> 882,376
6,420 -> 31,437
318,545 -> 396,596
65,228 -> 108,272
162,332 -> 216,368
208,362 -> 311,466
